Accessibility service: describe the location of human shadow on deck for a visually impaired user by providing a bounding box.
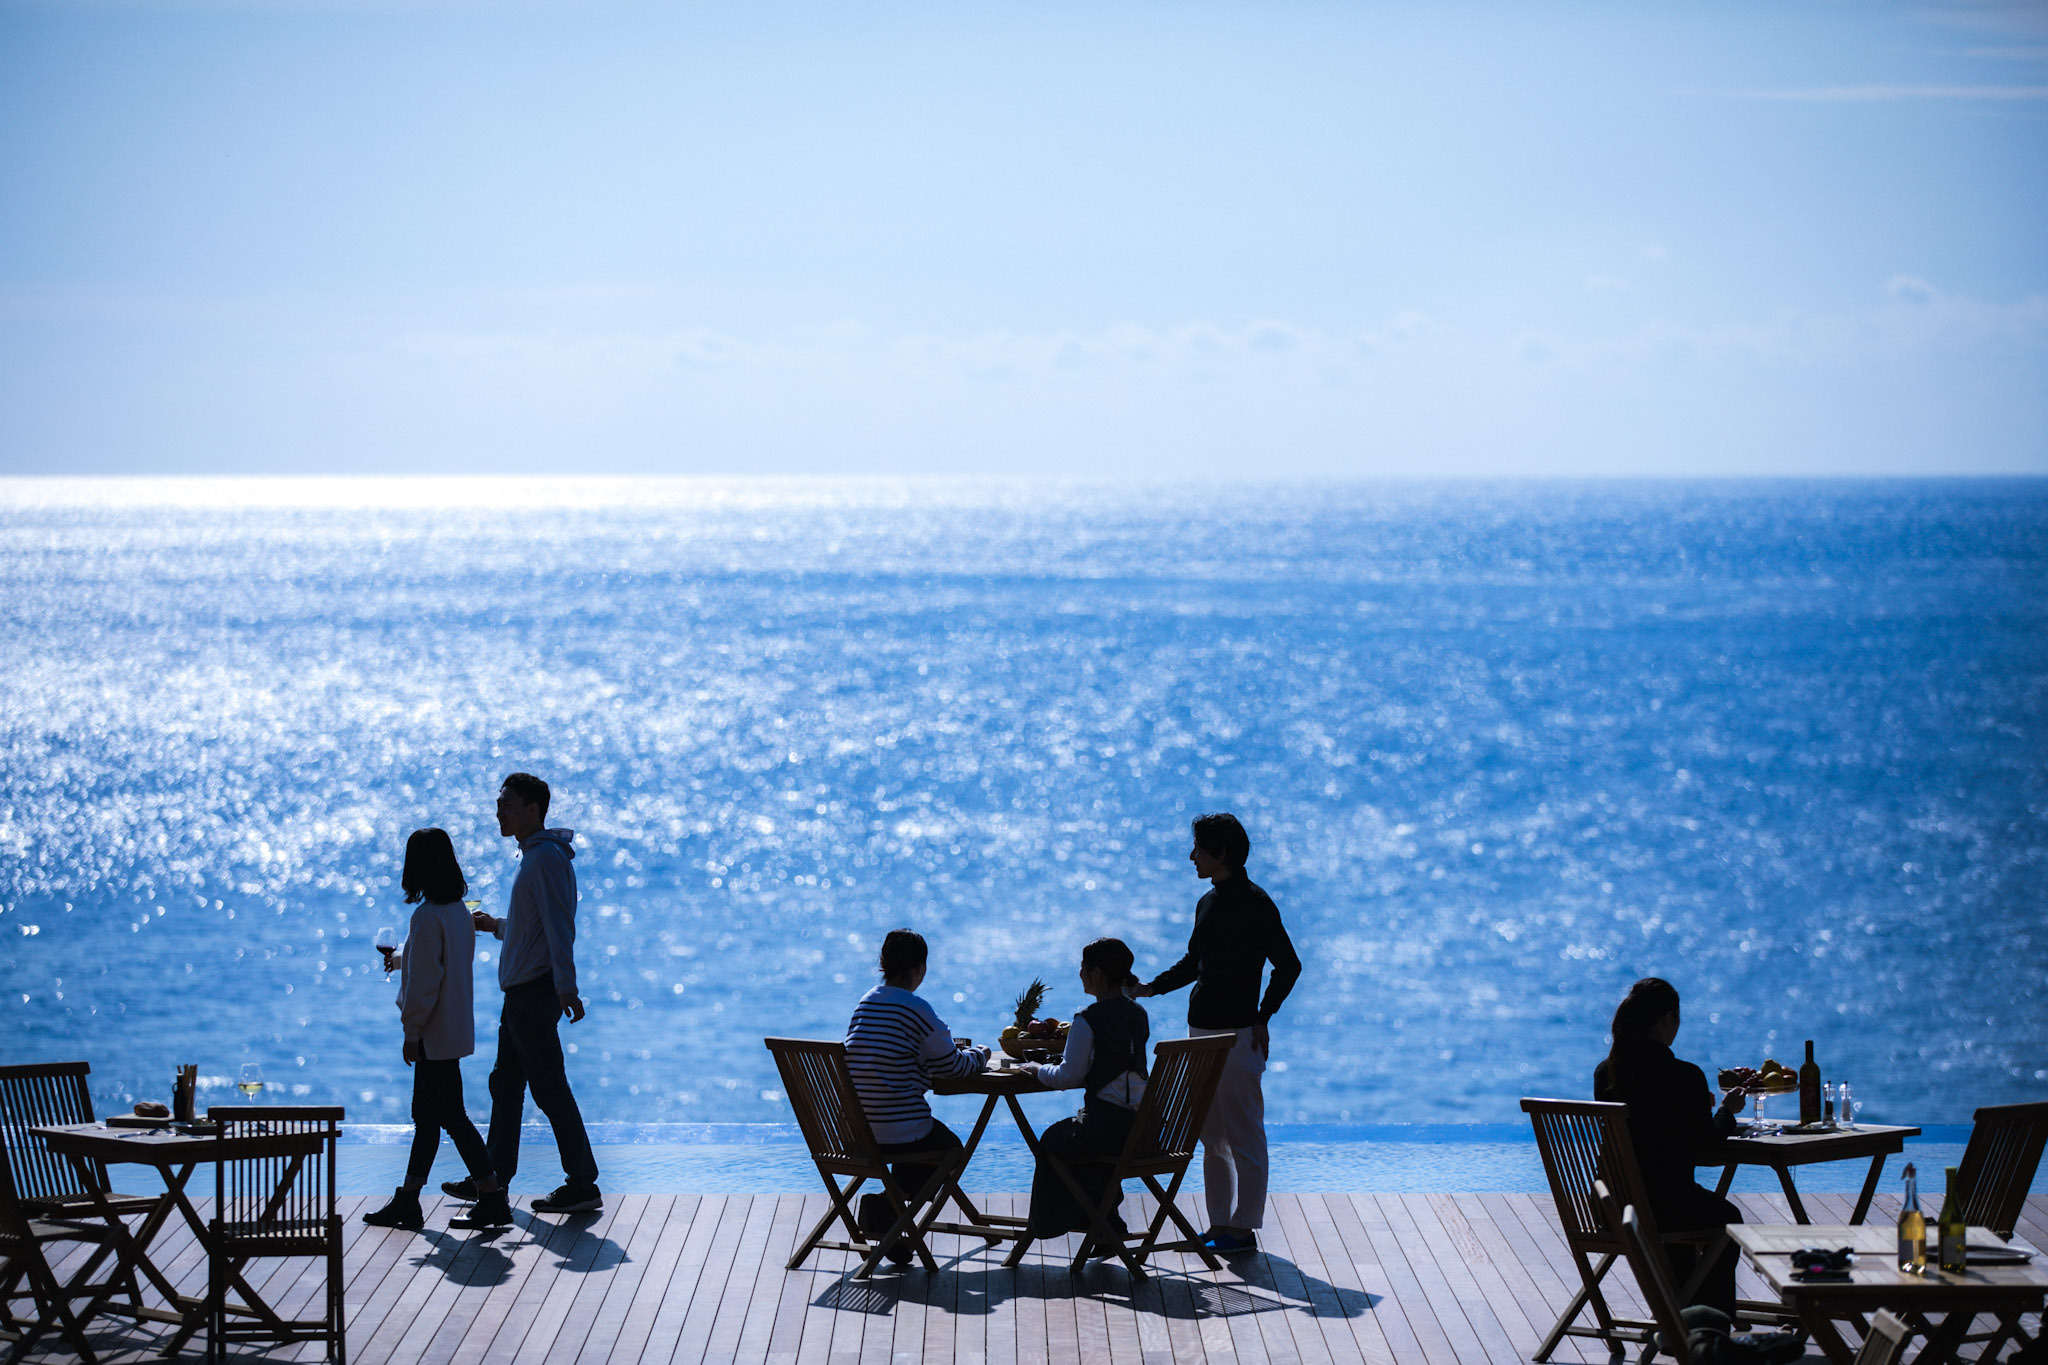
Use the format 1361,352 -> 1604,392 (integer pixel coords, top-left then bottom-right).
409,1228 -> 515,1288
809,1250 -> 1376,1322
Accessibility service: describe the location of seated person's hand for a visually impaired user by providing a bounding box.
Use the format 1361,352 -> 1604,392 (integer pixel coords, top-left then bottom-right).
1718,1085 -> 1747,1115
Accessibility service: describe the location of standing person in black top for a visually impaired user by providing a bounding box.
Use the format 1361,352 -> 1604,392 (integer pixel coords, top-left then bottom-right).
1019,938 -> 1151,1242
1592,977 -> 1747,1318
1133,812 -> 1301,1253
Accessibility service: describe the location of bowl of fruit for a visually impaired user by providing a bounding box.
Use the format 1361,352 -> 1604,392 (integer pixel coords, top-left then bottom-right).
998,978 -> 1070,1061
1718,1060 -> 1799,1094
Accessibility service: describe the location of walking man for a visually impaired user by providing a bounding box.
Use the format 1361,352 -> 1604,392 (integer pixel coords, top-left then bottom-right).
1134,812 -> 1300,1253
448,772 -> 602,1214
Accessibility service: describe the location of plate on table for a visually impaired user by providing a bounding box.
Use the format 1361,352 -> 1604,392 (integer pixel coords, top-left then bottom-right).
105,1114 -> 173,1129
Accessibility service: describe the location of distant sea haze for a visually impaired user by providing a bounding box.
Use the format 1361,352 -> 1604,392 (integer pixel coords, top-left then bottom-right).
3,478 -> 2043,1129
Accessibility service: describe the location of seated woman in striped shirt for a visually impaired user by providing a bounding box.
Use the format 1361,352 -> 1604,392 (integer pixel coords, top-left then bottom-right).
1018,937 -> 1150,1242
845,929 -> 991,1257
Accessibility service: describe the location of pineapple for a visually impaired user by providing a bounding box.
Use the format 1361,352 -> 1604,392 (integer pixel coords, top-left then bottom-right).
1001,978 -> 1049,1058
1012,978 -> 1048,1031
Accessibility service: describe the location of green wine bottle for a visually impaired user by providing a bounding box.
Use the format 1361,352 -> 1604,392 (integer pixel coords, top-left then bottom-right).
1938,1165 -> 1967,1273
1798,1039 -> 1821,1126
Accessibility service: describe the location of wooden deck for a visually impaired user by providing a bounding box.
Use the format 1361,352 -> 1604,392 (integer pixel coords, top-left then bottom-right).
33,1191 -> 2048,1363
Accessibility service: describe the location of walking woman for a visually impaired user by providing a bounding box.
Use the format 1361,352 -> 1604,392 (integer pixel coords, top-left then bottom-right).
363,828 -> 510,1230
1019,938 -> 1150,1243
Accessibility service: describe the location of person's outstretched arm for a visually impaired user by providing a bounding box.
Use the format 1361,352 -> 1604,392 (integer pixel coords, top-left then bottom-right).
1142,941 -> 1199,998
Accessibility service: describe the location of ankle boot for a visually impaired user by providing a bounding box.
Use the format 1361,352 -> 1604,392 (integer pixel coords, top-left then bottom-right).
362,1187 -> 425,1230
450,1188 -> 513,1230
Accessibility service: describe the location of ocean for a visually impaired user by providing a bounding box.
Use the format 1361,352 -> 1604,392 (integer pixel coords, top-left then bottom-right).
4,478 -> 2044,1143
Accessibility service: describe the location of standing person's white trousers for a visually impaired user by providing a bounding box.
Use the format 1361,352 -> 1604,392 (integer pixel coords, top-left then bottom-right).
1191,1025 -> 1268,1230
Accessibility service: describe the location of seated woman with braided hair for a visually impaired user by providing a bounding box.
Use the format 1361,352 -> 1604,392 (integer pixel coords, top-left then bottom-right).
1018,937 -> 1151,1242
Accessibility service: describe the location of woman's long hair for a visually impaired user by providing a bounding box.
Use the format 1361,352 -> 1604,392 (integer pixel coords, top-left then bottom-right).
1606,976 -> 1681,1089
402,828 -> 468,906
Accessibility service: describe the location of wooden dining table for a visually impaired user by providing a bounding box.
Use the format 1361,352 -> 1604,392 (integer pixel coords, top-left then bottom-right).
29,1120 -> 324,1357
1729,1221 -> 2047,1363
929,1062 -> 1054,1245
1710,1121 -> 1921,1224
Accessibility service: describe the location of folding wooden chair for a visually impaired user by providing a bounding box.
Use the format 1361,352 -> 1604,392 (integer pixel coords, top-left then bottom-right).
765,1038 -> 978,1281
0,1128 -> 120,1365
1001,1033 -> 1235,1279
1952,1100 -> 2048,1362
1852,1310 -> 1911,1365
1522,1097 -> 1736,1361
1593,1181 -> 1807,1365
1954,1099 -> 2048,1239
0,1061 -> 157,1320
203,1106 -> 345,1364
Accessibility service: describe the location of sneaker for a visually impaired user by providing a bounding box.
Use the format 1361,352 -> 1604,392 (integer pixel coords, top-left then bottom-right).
532,1183 -> 603,1214
1199,1229 -> 1257,1254
449,1190 -> 513,1230
440,1176 -> 480,1201
361,1188 -> 424,1231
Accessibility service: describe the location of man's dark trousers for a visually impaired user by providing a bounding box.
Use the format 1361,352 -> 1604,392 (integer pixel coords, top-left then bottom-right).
486,973 -> 598,1188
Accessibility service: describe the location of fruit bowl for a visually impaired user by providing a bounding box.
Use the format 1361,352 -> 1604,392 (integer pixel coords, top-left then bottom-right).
1000,1022 -> 1069,1059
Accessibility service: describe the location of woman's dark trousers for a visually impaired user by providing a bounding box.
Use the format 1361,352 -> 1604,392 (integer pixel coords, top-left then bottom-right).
1026,1104 -> 1137,1238
405,1057 -> 494,1190
1652,1181 -> 1742,1320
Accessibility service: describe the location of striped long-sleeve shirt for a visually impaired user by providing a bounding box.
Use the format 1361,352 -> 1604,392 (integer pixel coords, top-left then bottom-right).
844,984 -> 987,1144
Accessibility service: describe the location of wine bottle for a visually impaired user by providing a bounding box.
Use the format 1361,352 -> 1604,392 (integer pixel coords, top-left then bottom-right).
1798,1039 -> 1821,1125
1897,1163 -> 1925,1273
1938,1165 -> 1967,1273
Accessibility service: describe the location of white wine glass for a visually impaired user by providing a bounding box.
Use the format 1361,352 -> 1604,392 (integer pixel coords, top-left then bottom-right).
237,1062 -> 264,1103
374,926 -> 400,971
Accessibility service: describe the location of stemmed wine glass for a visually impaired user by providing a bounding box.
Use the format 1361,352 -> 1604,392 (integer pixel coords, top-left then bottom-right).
237,1063 -> 264,1103
374,926 -> 400,972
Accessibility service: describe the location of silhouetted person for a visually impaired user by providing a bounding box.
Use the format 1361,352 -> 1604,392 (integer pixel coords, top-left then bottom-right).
1593,976 -> 1746,1318
844,929 -> 990,1263
448,773 -> 600,1215
1020,937 -> 1150,1243
363,828 -> 510,1231
1134,812 -> 1300,1253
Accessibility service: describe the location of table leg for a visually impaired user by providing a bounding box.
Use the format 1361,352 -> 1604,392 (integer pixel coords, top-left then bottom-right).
942,1094 -> 1003,1231
1774,1166 -> 1812,1224
1715,1164 -> 1737,1199
55,1154 -> 185,1317
1911,1308 -> 1976,1364
1850,1153 -> 1889,1225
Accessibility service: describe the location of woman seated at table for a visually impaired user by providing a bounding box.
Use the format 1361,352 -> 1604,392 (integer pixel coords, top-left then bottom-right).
846,929 -> 992,1259
1018,937 -> 1150,1243
1593,976 -> 1747,1318
364,828 -> 508,1231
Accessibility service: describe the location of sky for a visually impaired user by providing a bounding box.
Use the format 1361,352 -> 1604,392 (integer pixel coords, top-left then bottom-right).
1,0 -> 2044,478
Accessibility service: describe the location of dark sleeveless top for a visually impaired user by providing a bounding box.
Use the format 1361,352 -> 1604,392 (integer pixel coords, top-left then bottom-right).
1078,996 -> 1149,1103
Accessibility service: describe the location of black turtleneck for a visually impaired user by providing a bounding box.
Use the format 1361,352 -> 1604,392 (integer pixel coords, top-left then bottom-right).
1147,872 -> 1301,1030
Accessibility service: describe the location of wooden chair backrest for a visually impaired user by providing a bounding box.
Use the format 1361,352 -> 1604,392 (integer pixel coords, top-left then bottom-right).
1523,1097 -> 1659,1251
1851,1309 -> 1910,1365
1119,1034 -> 1236,1174
0,1060 -> 109,1208
206,1106 -> 342,1245
0,1132 -> 35,1242
1594,1180 -> 1695,1365
764,1038 -> 884,1174
1955,1100 -> 2048,1239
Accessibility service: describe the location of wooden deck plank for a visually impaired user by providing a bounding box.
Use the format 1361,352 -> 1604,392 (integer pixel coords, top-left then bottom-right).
606,1195 -> 702,1365
31,1191 -> 2048,1365
1274,1192 -> 1384,1365
577,1194 -> 684,1363
542,1192 -> 650,1363
671,1192 -> 761,1365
